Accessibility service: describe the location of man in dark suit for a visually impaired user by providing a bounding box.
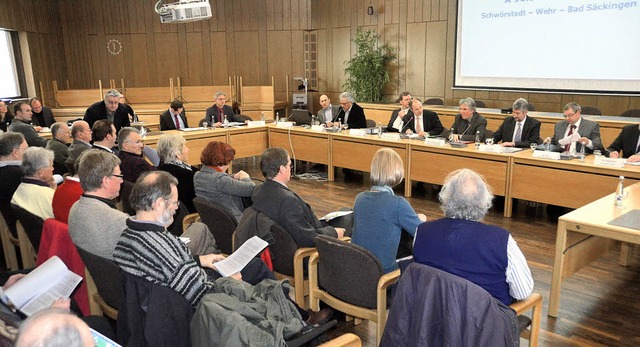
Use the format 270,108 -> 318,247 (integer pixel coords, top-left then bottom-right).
404,98 -> 444,136
607,123 -> 640,162
450,97 -> 487,142
251,147 -> 345,248
159,100 -> 189,130
205,91 -> 241,126
493,98 -> 541,148
65,120 -> 92,173
91,120 -> 118,154
330,92 -> 367,129
117,127 -> 155,182
316,94 -> 340,124
549,102 -> 602,154
9,102 -> 48,147
29,97 -> 56,128
45,122 -> 71,175
83,89 -> 132,132
387,91 -> 413,132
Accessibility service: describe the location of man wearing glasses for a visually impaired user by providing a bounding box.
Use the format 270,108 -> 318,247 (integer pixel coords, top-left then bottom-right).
550,102 -> 602,154
117,127 -> 156,182
450,97 -> 487,142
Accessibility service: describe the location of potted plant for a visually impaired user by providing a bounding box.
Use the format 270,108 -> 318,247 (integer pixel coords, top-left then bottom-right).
343,29 -> 396,103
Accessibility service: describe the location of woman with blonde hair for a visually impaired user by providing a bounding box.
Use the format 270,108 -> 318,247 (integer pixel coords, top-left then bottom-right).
351,148 -> 426,274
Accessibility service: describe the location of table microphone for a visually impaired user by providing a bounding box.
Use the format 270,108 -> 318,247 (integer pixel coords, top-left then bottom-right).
459,123 -> 472,137
400,115 -> 414,133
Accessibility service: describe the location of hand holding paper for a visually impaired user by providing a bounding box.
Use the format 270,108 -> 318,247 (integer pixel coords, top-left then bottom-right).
558,131 -> 581,146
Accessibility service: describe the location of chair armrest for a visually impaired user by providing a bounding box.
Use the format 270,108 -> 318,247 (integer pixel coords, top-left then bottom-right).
182,213 -> 200,227
377,269 -> 401,291
318,333 -> 361,347
339,236 -> 351,242
509,292 -> 542,315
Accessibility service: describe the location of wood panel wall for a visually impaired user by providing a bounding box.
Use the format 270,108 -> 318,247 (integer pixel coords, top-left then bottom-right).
310,0 -> 640,116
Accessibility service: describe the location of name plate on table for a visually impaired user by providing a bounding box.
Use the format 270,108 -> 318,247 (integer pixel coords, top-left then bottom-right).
532,150 -> 561,160
276,121 -> 294,128
479,144 -> 502,153
594,156 -> 625,168
381,133 -> 400,140
247,121 -> 265,127
425,138 -> 446,146
349,129 -> 367,136
311,125 -> 325,132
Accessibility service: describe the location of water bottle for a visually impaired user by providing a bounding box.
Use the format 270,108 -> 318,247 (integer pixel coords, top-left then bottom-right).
377,122 -> 383,138
223,114 -> 229,128
275,112 -> 280,124
474,131 -> 481,150
615,176 -> 625,207
448,127 -> 455,143
579,142 -> 585,162
311,115 -> 317,126
261,112 -> 266,122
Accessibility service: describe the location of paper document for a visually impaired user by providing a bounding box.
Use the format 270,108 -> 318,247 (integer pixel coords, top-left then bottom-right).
557,131 -> 581,146
3,256 -> 81,316
180,127 -> 205,132
625,160 -> 640,166
319,210 -> 353,221
214,236 -> 268,277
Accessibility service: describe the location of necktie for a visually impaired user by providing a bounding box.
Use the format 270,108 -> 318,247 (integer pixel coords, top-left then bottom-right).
514,122 -> 522,143
174,114 -> 181,130
218,108 -> 224,123
564,125 -> 576,152
416,116 -> 422,133
635,137 -> 640,154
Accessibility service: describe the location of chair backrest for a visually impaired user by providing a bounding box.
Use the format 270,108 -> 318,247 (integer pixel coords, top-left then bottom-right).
366,119 -> 376,128
268,224 -> 300,277
581,106 -> 602,115
198,118 -> 207,127
119,180 -> 135,216
117,271 -> 194,347
192,196 -> 237,254
475,100 -> 487,108
424,98 -> 444,106
167,201 -> 189,237
526,103 -> 536,111
315,235 -> 384,309
619,109 -> 640,118
236,114 -> 253,122
11,204 -> 44,251
381,262 -> 519,347
75,245 -> 123,310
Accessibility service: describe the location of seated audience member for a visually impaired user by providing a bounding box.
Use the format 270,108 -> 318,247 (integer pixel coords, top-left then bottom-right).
15,308 -> 95,347
157,133 -> 198,213
11,147 -> 56,220
548,102 -> 603,154
45,122 -> 71,175
65,121 -> 92,171
9,101 -> 48,148
413,169 -> 534,306
52,159 -> 83,224
91,120 -> 117,154
316,94 -> 340,125
113,171 -> 275,306
0,132 -> 27,235
83,89 -> 131,132
205,91 -> 242,127
493,98 -> 541,148
159,100 -> 189,130
194,141 -> 254,220
29,97 -> 56,128
117,127 -> 155,182
0,100 -> 14,132
386,91 -> 413,133
69,151 -> 217,260
607,123 -> 640,162
328,92 -> 367,129
450,97 -> 487,142
404,98 -> 444,136
352,148 -> 426,274
252,148 -> 344,248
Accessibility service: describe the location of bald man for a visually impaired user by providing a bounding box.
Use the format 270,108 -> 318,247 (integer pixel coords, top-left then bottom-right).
15,308 -> 95,347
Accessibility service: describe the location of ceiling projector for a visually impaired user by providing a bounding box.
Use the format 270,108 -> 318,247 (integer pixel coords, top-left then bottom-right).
155,0 -> 212,23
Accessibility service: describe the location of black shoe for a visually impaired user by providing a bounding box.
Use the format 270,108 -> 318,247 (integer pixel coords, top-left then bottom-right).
305,308 -> 334,326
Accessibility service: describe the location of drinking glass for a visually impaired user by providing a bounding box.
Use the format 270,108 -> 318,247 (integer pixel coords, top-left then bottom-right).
593,150 -> 602,157
202,121 -> 209,130
485,138 -> 494,146
530,143 -> 537,151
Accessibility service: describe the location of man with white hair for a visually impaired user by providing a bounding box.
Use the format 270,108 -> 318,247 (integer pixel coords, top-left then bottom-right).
84,89 -> 132,132
412,168 -> 533,306
15,308 -> 95,347
329,92 -> 367,129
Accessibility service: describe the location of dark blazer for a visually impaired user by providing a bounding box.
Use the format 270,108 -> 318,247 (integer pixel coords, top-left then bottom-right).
9,119 -> 48,147
335,102 -> 367,129
118,150 -> 156,183
65,139 -> 92,172
251,179 -> 337,248
159,110 -> 189,130
205,104 -> 240,124
46,138 -> 70,175
386,109 -> 414,133
607,124 -> 640,158
0,112 -> 14,132
551,118 -> 603,153
404,110 -> 444,136
84,101 -> 132,132
450,112 -> 487,141
158,162 -> 198,213
493,116 -> 541,148
32,106 -> 56,127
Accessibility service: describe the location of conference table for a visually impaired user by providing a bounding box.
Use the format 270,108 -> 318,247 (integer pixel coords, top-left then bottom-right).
548,182 -> 640,317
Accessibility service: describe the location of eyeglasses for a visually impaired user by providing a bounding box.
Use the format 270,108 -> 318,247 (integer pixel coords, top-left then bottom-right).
110,174 -> 124,179
163,198 -> 179,207
563,112 -> 576,118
